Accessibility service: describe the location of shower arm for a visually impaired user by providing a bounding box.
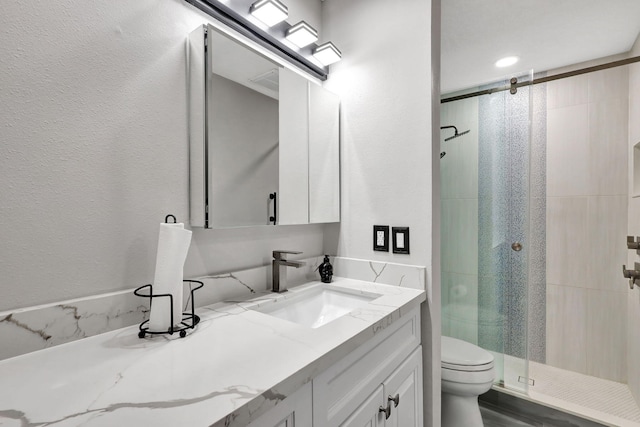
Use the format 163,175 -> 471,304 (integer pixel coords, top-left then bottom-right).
440,125 -> 459,134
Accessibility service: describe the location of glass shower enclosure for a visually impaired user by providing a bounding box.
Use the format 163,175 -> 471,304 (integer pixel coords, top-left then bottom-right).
440,71 -> 539,393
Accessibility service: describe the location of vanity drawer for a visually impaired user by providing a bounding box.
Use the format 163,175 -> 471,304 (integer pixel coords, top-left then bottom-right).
312,307 -> 421,426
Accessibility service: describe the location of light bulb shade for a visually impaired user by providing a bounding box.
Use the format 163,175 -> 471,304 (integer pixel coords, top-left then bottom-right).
313,42 -> 342,66
250,0 -> 288,27
285,21 -> 318,48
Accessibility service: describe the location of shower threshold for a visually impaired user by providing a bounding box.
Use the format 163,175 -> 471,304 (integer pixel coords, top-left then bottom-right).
492,356 -> 640,426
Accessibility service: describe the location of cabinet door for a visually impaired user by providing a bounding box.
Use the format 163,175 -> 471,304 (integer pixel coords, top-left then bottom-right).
246,383 -> 312,427
340,385 -> 385,427
384,346 -> 423,427
278,67 -> 309,225
272,414 -> 294,427
308,83 -> 340,224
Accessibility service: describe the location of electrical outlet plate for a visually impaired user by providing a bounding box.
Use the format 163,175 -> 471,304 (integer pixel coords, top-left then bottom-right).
392,227 -> 410,254
373,225 -> 389,252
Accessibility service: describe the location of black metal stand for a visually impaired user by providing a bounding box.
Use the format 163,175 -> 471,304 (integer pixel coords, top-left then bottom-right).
134,279 -> 204,338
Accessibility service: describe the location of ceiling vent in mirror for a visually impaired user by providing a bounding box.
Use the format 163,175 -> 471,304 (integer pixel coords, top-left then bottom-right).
250,68 -> 280,92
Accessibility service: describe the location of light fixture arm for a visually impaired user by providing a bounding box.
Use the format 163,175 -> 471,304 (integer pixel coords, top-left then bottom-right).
184,0 -> 329,80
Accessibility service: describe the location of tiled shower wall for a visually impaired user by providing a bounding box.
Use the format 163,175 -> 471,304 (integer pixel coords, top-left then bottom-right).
627,36 -> 640,403
545,65 -> 629,382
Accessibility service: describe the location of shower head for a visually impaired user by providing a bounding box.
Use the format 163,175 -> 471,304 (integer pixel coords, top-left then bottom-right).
441,125 -> 470,142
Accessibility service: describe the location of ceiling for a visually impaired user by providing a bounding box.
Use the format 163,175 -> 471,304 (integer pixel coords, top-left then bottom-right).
441,0 -> 640,94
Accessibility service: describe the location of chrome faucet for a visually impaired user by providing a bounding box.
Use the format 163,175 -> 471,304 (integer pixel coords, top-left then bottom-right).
272,250 -> 306,293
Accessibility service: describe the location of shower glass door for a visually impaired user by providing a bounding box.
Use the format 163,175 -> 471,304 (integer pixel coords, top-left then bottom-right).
441,71 -> 534,393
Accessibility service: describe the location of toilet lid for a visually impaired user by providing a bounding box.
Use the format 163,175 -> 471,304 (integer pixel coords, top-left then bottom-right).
441,336 -> 494,371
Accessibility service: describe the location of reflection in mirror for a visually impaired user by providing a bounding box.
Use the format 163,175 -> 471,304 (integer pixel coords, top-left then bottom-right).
209,29 -> 281,227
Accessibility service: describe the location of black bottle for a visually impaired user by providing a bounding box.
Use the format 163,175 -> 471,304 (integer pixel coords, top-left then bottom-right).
318,255 -> 333,283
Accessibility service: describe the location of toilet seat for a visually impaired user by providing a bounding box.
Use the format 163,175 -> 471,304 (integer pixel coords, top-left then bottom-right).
442,336 -> 494,372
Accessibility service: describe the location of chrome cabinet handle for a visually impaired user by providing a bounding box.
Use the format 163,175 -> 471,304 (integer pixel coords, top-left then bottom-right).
388,394 -> 400,408
379,403 -> 391,420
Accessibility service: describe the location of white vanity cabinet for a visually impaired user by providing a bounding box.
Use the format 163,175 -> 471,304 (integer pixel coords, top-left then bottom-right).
383,347 -> 423,427
341,348 -> 422,427
246,383 -> 312,427
245,307 -> 422,427
341,385 -> 385,426
313,308 -> 422,426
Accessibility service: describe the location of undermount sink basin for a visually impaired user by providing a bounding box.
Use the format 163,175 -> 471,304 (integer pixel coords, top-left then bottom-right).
254,285 -> 381,328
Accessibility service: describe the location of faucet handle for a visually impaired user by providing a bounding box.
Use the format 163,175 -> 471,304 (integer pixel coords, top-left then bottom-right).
273,250 -> 303,260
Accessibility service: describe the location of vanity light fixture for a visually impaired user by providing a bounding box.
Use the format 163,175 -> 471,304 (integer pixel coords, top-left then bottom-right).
285,21 -> 318,48
495,56 -> 519,68
250,0 -> 288,27
313,41 -> 342,66
184,0 -> 338,79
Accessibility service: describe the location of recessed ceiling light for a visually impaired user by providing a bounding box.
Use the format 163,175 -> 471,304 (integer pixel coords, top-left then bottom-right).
495,56 -> 519,68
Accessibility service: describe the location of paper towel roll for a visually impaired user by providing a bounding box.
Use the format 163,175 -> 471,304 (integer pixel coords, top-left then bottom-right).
148,222 -> 192,332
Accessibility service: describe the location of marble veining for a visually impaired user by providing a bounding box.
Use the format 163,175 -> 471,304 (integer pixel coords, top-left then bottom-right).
369,261 -> 387,281
334,257 -> 426,290
0,257 -> 426,362
0,277 -> 425,427
0,313 -> 52,341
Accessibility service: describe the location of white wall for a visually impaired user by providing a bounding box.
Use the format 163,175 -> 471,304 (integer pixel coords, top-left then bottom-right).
321,0 -> 438,424
0,0 -> 325,312
627,33 -> 640,403
322,1 -> 433,267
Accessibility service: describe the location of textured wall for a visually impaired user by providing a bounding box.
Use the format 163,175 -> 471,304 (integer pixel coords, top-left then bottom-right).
321,0 -> 436,423
0,0 -> 325,312
321,0 -> 433,268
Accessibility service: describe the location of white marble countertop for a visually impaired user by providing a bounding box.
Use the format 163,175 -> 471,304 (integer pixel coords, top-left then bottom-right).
0,277 -> 425,427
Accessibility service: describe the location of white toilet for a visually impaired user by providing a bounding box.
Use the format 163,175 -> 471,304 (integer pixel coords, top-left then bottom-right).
441,336 -> 495,427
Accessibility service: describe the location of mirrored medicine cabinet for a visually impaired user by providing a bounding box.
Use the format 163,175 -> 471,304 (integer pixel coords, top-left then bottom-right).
188,24 -> 340,229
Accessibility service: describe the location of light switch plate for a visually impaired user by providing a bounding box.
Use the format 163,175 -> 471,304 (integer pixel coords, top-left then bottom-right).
392,227 -> 410,254
373,225 -> 389,252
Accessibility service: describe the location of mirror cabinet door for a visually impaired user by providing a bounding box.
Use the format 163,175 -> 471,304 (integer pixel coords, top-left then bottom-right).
188,24 -> 339,229
278,68 -> 309,225
309,84 -> 340,224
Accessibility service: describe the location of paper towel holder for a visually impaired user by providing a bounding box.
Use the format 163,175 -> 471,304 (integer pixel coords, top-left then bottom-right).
134,280 -> 204,338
